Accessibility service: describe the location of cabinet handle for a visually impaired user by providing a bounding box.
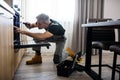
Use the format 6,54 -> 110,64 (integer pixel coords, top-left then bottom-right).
9,17 -> 13,19
0,13 -> 13,19
0,13 -> 4,15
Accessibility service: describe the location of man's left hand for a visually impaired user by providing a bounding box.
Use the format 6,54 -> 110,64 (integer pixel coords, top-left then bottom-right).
14,26 -> 27,34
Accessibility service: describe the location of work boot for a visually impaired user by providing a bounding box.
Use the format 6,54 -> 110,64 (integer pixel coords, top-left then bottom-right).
26,54 -> 42,65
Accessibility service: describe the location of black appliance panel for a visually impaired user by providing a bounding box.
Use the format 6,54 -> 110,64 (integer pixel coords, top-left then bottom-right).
13,10 -> 20,45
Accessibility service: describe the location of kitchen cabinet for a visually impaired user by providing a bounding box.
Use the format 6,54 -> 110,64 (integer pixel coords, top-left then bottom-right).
0,1 -> 27,80
0,5 -> 14,80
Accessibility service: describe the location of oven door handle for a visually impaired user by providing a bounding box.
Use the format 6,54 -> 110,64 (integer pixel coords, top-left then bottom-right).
14,42 -> 51,49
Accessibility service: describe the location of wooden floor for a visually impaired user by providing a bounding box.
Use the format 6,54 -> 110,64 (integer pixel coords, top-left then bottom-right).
13,51 -> 119,80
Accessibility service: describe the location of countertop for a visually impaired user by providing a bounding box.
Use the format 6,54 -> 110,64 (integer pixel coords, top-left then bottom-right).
82,20 -> 120,28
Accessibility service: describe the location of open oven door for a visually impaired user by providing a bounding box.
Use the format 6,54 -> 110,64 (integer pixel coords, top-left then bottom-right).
14,40 -> 51,49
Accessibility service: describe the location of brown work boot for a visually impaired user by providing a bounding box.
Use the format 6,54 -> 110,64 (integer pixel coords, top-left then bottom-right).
26,54 -> 42,65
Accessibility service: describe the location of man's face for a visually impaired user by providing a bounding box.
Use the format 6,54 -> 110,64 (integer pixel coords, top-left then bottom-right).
36,20 -> 46,29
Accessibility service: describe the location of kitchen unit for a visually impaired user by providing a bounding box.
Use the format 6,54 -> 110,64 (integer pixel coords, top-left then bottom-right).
0,0 -> 27,80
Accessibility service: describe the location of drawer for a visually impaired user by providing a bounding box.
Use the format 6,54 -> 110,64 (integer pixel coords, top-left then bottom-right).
0,6 -> 13,19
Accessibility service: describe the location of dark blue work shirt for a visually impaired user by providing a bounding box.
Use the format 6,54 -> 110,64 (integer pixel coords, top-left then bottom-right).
45,19 -> 65,36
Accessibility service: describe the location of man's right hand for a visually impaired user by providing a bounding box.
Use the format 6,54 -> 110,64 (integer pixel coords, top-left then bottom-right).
23,22 -> 31,29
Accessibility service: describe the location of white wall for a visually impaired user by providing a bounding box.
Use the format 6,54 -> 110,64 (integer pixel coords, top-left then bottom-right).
104,0 -> 120,41
104,0 -> 120,20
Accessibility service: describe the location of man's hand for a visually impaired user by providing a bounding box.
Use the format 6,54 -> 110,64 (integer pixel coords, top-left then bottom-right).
23,22 -> 37,29
23,22 -> 31,29
14,26 -> 27,34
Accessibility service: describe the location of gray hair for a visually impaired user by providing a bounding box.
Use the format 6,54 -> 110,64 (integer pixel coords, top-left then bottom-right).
36,13 -> 50,23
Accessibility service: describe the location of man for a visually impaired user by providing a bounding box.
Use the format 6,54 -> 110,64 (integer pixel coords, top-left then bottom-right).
16,13 -> 66,65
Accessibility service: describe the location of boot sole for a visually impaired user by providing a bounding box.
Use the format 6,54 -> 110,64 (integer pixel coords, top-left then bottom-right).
26,62 -> 42,65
